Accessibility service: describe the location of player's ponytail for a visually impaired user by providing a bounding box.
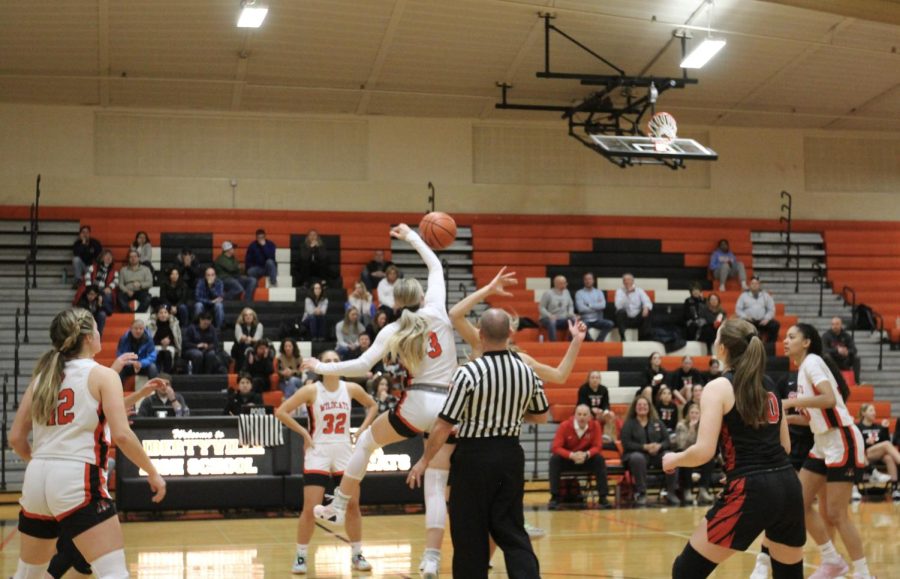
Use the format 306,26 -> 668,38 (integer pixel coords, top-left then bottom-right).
794,322 -> 850,402
719,319 -> 768,428
31,308 -> 95,425
384,309 -> 430,377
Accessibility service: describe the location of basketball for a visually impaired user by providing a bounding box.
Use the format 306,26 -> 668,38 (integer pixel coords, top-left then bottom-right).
419,212 -> 457,250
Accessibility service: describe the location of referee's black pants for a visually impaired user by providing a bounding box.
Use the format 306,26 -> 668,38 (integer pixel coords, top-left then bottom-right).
449,437 -> 540,579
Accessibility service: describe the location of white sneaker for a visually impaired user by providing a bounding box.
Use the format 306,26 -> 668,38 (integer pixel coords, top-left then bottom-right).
719,283 -> 726,292
421,557 -> 439,579
313,502 -> 346,525
524,521 -> 546,538
683,491 -> 695,504
750,552 -> 771,579
851,485 -> 863,502
869,469 -> 892,484
352,553 -> 372,571
892,489 -> 900,502
292,555 -> 307,574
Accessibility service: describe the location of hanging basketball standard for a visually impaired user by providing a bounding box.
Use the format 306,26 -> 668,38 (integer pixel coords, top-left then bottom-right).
495,14 -> 718,169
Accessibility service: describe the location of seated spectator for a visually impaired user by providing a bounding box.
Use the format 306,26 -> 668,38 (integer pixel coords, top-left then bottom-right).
539,275 -> 576,342
224,373 -> 264,416
366,310 -> 390,342
131,231 -> 154,272
642,352 -> 666,399
709,238 -> 748,292
665,356 -> 706,398
335,307 -> 366,360
614,273 -> 653,341
682,384 -> 705,419
303,282 -> 328,341
231,307 -> 263,368
655,386 -> 680,435
276,339 -> 304,397
682,283 -> 706,341
576,370 -> 616,435
857,404 -> 900,500
76,285 -> 107,336
173,248 -> 203,293
242,339 -> 275,394
118,250 -> 153,313
362,249 -> 393,291
674,404 -> 714,505
279,310 -> 308,342
147,305 -> 181,374
71,225 -> 102,289
116,319 -> 159,382
296,229 -> 330,287
575,272 -> 614,342
246,228 -> 278,288
137,373 -> 189,417
182,312 -> 225,374
735,277 -> 780,346
74,249 -> 117,314
357,333 -> 386,379
194,267 -> 225,329
698,293 -> 726,352
215,241 -> 257,302
705,358 -> 722,382
548,404 -> 611,510
347,281 -> 376,325
156,267 -> 190,328
823,316 -> 860,384
376,265 -> 400,312
371,374 -> 398,415
620,396 -> 679,506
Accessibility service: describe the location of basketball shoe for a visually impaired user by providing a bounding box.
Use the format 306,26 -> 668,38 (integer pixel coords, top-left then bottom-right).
809,559 -> 850,579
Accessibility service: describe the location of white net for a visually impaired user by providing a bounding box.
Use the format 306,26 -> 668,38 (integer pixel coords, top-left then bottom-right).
647,112 -> 678,151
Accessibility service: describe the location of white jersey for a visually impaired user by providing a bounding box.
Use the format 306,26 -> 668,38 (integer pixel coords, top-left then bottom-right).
797,353 -> 854,434
308,380 -> 352,446
31,358 -> 110,468
315,230 -> 458,388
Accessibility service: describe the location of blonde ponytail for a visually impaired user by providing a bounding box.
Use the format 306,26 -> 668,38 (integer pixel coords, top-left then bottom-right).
31,308 -> 95,425
384,309 -> 430,377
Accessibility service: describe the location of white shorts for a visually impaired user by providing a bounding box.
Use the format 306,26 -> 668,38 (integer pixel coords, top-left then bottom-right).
390,389 -> 448,436
20,458 -> 111,521
809,425 -> 866,469
304,443 -> 352,479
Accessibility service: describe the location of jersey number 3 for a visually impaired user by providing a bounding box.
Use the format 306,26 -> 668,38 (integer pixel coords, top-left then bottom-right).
47,388 -> 75,426
426,331 -> 442,359
765,392 -> 780,425
322,413 -> 347,434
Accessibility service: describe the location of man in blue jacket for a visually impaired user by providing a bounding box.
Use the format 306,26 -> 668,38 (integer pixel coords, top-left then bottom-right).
116,319 -> 159,381
194,266 -> 226,328
246,228 -> 278,288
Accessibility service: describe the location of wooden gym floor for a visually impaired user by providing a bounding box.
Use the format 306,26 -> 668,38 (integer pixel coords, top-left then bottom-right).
0,497 -> 897,578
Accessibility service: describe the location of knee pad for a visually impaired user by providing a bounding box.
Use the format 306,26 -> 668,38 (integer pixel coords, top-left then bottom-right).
771,558 -> 804,579
424,468 -> 450,530
344,429 -> 380,481
90,549 -> 129,579
14,560 -> 49,579
672,543 -> 716,579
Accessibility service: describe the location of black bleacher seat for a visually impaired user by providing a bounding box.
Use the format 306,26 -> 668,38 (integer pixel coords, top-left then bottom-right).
223,296 -> 346,341
182,391 -> 228,414
161,232 -> 214,266
172,374 -> 228,392
549,266 -> 709,290
593,239 -> 662,253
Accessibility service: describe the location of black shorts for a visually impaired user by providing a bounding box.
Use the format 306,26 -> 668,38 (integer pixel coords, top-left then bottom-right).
303,472 -> 343,488
802,425 -> 866,483
802,457 -> 862,483
705,466 -> 805,551
18,496 -> 117,541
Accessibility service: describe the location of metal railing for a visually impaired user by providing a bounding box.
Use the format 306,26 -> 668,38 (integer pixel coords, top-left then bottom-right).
812,263 -> 826,317
441,259 -> 449,310
793,242 -> 801,294
873,313 -> 885,371
840,286 -> 856,340
28,174 -> 41,289
1,373 -> 8,491
23,258 -> 31,344
14,309 -> 21,409
779,190 -> 792,267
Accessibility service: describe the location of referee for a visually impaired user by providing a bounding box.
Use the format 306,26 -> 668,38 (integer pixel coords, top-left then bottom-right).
407,308 -> 549,578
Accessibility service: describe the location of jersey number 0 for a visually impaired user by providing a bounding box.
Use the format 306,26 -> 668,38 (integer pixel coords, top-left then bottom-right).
47,388 -> 76,426
765,392 -> 780,425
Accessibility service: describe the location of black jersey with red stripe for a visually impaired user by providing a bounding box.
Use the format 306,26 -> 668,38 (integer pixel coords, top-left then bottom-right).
719,373 -> 791,478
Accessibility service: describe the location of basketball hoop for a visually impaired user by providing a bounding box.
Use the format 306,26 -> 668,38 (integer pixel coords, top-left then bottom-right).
648,112 -> 678,152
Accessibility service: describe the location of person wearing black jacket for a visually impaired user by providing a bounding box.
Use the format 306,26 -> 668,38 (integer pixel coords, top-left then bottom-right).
224,373 -> 264,415
822,317 -> 861,384
576,370 -> 614,427
666,356 -> 706,398
683,283 -> 707,341
76,285 -> 107,336
182,312 -> 224,374
156,267 -> 191,327
173,248 -> 203,296
620,395 -> 679,506
296,230 -> 330,286
241,339 -> 275,394
71,225 -> 103,289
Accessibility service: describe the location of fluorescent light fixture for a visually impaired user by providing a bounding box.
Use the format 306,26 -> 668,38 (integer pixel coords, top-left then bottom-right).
680,38 -> 726,69
238,1 -> 268,28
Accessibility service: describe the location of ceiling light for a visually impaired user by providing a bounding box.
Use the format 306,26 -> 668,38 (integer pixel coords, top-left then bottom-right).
237,0 -> 268,28
680,38 -> 726,68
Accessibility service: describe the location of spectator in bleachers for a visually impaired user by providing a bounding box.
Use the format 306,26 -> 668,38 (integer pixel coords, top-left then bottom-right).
242,338 -> 276,394
303,282 -> 328,341
735,276 -> 779,345
173,248 -> 203,293
357,334 -> 387,379
548,404 -> 611,510
76,285 -> 107,337
224,373 -> 264,415
642,352 -> 666,399
138,373 -> 189,417
194,267 -> 226,329
297,229 -> 330,287
655,386 -> 679,435
183,311 -> 224,374
665,356 -> 706,398
857,404 -> 900,501
116,319 -> 159,382
621,395 -> 679,506
575,272 -> 614,342
130,231 -> 153,272
709,239 -> 748,292
335,307 -> 366,360
698,292 -> 726,352
246,228 -> 278,288
216,241 -> 257,302
362,249 -> 393,291
705,358 -> 722,382
823,316 -> 861,384
118,250 -> 153,313
276,339 -> 304,397
347,281 -> 376,325
376,265 -> 400,312
158,267 -> 190,328
614,273 -> 653,342
674,404 -> 714,505
279,310 -> 308,342
74,249 -> 117,313
540,275 -> 576,342
682,283 -> 706,341
71,225 -> 102,289
148,305 -> 181,374
372,375 -> 398,415
681,384 -> 704,419
366,310 -> 390,342
231,307 -> 263,368
576,371 -> 615,433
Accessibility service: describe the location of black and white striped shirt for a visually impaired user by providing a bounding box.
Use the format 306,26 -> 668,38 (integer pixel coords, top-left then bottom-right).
439,350 -> 549,439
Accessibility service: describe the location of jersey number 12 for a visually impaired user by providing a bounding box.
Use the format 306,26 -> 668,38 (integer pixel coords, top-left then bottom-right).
47,388 -> 75,426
